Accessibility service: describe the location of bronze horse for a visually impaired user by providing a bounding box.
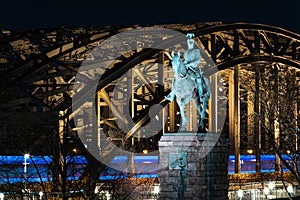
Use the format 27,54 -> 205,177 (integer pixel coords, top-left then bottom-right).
169,51 -> 211,132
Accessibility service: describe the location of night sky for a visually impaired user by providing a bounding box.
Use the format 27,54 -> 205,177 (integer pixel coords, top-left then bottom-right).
1,0 -> 300,34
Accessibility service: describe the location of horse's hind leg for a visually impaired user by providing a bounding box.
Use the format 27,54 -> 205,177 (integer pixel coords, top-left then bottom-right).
178,100 -> 188,131
198,96 -> 209,133
192,94 -> 203,131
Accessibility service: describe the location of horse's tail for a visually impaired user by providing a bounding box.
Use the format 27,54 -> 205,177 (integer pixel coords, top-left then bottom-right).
203,76 -> 211,97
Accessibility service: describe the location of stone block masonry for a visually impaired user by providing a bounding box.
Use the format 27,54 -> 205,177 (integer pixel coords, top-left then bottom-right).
158,133 -> 228,200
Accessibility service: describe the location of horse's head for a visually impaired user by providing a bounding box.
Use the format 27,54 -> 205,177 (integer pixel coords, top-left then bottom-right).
171,50 -> 181,65
171,51 -> 186,77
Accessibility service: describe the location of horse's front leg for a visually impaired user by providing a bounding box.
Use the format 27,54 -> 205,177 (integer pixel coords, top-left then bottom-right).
196,76 -> 204,102
192,97 -> 202,116
198,95 -> 209,132
178,100 -> 188,131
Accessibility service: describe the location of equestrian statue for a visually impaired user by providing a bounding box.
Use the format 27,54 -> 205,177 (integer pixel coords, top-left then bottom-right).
165,33 -> 211,132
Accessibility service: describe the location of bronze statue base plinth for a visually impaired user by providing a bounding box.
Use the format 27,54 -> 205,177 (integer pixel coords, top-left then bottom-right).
158,133 -> 228,200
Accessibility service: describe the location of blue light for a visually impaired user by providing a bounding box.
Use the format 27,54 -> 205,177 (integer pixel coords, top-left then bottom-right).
66,156 -> 87,164
261,169 -> 276,173
134,156 -> 158,164
110,156 -> 128,164
0,154 -> 297,183
134,174 -> 158,178
99,175 -> 128,180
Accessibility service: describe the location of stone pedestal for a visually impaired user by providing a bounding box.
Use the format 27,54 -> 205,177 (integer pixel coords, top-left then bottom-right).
158,133 -> 228,200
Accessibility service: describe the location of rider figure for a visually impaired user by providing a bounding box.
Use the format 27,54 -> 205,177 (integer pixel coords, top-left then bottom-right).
166,33 -> 204,101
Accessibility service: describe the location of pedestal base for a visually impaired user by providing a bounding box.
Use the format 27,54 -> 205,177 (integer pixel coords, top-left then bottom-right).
158,133 -> 228,200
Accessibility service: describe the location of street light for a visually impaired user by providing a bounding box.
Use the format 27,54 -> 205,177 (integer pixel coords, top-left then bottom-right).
0,193 -> 4,200
94,187 -> 99,199
264,187 -> 270,199
23,154 -> 30,193
105,191 -> 111,200
153,184 -> 159,199
39,191 -> 43,200
268,182 -> 275,190
237,189 -> 243,199
287,185 -> 294,194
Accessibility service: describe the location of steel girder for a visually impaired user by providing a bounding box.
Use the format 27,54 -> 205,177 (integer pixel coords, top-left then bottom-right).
104,22 -> 300,141
192,23 -> 300,74
0,26 -> 135,111
2,22 -> 300,142
1,22 -> 300,189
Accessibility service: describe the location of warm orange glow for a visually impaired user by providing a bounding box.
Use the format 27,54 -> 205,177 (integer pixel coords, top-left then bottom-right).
143,149 -> 148,154
247,149 -> 253,154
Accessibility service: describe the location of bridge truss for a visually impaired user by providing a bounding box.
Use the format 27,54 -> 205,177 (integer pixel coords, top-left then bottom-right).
1,21 -> 300,180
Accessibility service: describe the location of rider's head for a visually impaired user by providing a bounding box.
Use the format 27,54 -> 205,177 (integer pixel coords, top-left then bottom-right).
186,33 -> 195,49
